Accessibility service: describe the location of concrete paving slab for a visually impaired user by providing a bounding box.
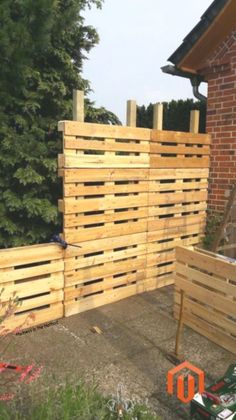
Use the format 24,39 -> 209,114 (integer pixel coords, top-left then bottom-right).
3,286 -> 235,419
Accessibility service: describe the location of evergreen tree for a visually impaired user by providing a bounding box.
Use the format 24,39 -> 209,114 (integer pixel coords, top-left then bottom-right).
0,0 -> 119,248
137,99 -> 206,133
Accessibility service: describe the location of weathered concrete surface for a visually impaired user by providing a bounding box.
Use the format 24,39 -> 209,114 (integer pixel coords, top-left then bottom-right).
5,286 -> 235,419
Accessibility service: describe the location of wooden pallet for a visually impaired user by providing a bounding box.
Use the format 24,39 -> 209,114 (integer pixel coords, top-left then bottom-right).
212,183 -> 236,258
0,244 -> 64,332
58,121 -> 210,316
174,246 -> 236,355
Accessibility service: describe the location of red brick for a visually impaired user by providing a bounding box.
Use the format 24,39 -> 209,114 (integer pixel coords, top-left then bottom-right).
223,75 -> 236,83
220,82 -> 235,90
202,31 -> 236,212
217,155 -> 231,161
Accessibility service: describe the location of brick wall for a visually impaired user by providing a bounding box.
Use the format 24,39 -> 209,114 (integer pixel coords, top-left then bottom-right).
202,29 -> 236,213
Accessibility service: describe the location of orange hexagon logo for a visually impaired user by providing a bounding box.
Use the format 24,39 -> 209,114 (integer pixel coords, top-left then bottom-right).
167,361 -> 205,403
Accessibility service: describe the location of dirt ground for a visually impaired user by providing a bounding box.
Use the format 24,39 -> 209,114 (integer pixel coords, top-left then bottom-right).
4,286 -> 235,419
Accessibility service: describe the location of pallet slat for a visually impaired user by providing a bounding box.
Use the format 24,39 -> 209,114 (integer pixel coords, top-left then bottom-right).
58,121 -> 150,140
59,154 -> 149,169
57,121 -> 210,317
175,246 -> 236,355
0,244 -> 64,332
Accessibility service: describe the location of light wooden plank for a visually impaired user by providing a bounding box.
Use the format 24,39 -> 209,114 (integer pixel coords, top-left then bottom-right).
149,190 -> 207,206
150,144 -> 209,155
126,100 -> 137,127
65,243 -> 147,271
151,130 -> 211,144
148,223 -> 205,243
150,156 -> 209,168
65,270 -> 146,300
10,291 -> 63,314
0,273 -> 64,301
149,168 -> 209,180
176,262 -> 236,297
146,263 -> 175,278
149,180 -> 208,192
65,256 -> 147,286
73,90 -> 84,122
153,103 -> 163,130
148,214 -> 205,232
2,303 -> 63,332
190,110 -> 200,134
59,153 -> 149,169
58,121 -> 150,140
0,244 -> 63,269
62,194 -> 148,214
144,275 -> 174,289
147,235 -> 202,254
0,261 -> 64,283
64,232 -> 147,258
65,276 -> 173,317
66,274 -> 174,301
175,275 -> 236,318
174,298 -> 236,336
63,168 -> 149,183
58,154 -> 64,169
64,137 -> 149,153
64,181 -> 149,197
149,202 -> 207,217
176,246 -> 236,282
64,208 -> 148,228
64,220 -> 148,242
147,250 -> 175,267
174,309 -> 236,355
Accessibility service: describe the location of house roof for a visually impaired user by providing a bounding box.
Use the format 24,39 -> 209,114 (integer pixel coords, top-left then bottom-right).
167,0 -> 236,75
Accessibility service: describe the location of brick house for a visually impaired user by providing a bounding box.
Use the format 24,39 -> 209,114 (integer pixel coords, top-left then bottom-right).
162,0 -> 236,214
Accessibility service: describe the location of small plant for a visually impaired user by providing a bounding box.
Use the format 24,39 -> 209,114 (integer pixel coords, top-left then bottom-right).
202,212 -> 223,250
0,291 -> 39,401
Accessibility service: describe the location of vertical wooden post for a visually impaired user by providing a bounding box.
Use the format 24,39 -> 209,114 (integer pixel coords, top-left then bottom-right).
153,103 -> 163,130
126,100 -> 137,127
73,90 -> 84,122
174,290 -> 185,357
190,110 -> 200,133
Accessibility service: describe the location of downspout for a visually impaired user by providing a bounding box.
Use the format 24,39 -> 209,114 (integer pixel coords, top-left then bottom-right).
190,76 -> 207,102
161,65 -> 207,102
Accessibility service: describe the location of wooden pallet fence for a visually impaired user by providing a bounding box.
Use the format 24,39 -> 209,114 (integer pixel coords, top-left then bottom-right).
58,122 -> 151,316
174,246 -> 236,355
0,243 -> 64,331
146,130 -> 210,289
58,120 -> 210,317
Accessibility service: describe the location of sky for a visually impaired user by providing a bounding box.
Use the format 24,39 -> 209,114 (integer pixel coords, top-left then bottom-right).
83,0 -> 213,123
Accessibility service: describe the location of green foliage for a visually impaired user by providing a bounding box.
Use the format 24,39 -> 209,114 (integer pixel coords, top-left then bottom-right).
137,99 -> 206,133
86,102 -> 121,125
0,381 -> 160,419
0,0 -> 121,248
202,212 -> 223,250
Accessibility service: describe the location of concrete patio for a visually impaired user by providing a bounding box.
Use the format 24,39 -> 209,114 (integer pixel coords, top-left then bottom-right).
5,286 -> 235,419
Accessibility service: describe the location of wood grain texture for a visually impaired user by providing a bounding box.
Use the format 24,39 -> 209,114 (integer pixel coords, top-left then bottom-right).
175,246 -> 236,355
0,244 -> 64,332
58,121 -> 150,140
58,121 -> 210,317
0,121 -> 211,330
